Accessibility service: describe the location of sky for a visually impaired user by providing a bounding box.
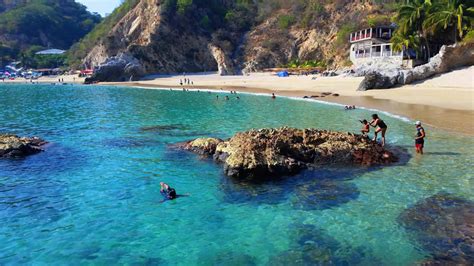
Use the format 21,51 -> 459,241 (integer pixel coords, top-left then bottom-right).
76,0 -> 122,16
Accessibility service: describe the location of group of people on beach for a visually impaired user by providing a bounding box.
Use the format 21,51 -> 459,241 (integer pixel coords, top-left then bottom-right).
180,78 -> 193,86
360,114 -> 425,154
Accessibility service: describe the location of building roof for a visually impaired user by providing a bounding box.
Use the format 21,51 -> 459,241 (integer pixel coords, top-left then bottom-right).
35,49 -> 66,55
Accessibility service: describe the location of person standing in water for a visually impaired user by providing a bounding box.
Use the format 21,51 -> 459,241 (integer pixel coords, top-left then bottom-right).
369,114 -> 388,146
272,93 -> 276,99
415,121 -> 426,154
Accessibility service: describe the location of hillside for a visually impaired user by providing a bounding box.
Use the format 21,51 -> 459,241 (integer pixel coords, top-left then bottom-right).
71,0 -> 402,80
0,0 -> 101,66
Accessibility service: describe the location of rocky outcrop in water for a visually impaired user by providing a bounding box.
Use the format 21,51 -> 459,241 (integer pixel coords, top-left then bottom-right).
179,127 -> 398,179
86,52 -> 145,83
0,134 -> 47,158
358,42 -> 474,90
398,193 -> 474,265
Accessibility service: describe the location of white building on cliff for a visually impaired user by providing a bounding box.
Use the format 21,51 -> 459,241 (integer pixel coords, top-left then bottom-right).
349,26 -> 404,66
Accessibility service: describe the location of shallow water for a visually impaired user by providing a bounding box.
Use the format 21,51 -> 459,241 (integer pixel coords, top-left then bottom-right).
0,84 -> 473,265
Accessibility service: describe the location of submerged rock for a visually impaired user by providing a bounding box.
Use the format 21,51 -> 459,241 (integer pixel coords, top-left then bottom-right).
398,193 -> 474,264
292,178 -> 360,210
139,124 -> 187,132
269,224 -> 370,265
0,134 -> 47,158
179,127 -> 398,179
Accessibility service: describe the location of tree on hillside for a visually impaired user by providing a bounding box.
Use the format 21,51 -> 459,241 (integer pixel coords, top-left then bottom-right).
391,31 -> 422,58
423,0 -> 474,43
0,0 -> 101,66
395,0 -> 433,59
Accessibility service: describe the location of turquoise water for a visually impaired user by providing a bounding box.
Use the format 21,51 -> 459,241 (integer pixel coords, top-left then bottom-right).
0,84 -> 472,265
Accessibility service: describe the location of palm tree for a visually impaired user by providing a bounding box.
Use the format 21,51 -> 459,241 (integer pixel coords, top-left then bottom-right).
395,0 -> 433,59
392,31 -> 421,59
423,0 -> 474,44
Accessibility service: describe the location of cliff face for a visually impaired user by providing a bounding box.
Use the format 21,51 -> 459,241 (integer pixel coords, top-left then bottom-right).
83,0 -> 392,78
84,0 -> 217,74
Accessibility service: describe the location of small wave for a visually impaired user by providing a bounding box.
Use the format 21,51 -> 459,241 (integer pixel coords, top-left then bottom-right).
112,85 -> 413,123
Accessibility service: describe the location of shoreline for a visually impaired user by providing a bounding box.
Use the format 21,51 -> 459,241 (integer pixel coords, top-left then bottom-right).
2,68 -> 473,135
103,81 -> 474,136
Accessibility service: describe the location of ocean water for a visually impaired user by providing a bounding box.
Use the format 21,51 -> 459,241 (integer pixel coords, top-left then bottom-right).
0,84 -> 472,265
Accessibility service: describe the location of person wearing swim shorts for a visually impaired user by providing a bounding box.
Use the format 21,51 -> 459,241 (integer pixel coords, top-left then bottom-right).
415,121 -> 426,154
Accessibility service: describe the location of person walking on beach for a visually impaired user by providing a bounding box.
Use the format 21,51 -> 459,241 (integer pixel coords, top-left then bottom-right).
369,114 -> 388,146
415,121 -> 426,154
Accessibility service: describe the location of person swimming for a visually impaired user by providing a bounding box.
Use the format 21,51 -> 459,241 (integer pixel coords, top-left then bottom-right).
369,114 -> 388,146
160,182 -> 177,200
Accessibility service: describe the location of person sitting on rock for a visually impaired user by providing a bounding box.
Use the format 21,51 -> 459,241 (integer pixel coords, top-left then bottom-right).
369,114 -> 388,146
360,119 -> 370,136
160,182 -> 177,200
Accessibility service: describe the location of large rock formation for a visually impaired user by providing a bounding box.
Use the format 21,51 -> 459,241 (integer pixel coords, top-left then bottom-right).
358,42 -> 474,90
0,134 -> 47,158
398,193 -> 474,265
179,128 -> 398,179
208,44 -> 239,75
86,52 -> 145,82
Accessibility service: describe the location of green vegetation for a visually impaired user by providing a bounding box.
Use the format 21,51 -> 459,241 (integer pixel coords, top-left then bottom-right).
392,0 -> 474,56
337,24 -> 357,47
19,46 -> 65,69
67,0 -> 140,67
462,29 -> 474,43
282,59 -> 327,69
278,15 -> 295,29
367,14 -> 393,27
0,0 -> 101,68
177,0 -> 193,15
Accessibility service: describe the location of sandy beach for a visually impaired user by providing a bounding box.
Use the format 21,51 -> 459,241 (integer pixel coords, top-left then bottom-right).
4,66 -> 473,134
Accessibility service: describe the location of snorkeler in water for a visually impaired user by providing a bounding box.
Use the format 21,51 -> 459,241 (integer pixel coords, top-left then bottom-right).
159,182 -> 189,203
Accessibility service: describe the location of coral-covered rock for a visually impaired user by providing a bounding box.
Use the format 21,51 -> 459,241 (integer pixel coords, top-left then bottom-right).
398,193 -> 474,265
181,137 -> 223,156
180,127 -> 398,179
0,134 -> 47,158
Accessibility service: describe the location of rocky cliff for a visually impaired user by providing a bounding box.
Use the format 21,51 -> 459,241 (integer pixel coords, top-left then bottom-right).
79,0 -> 397,81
